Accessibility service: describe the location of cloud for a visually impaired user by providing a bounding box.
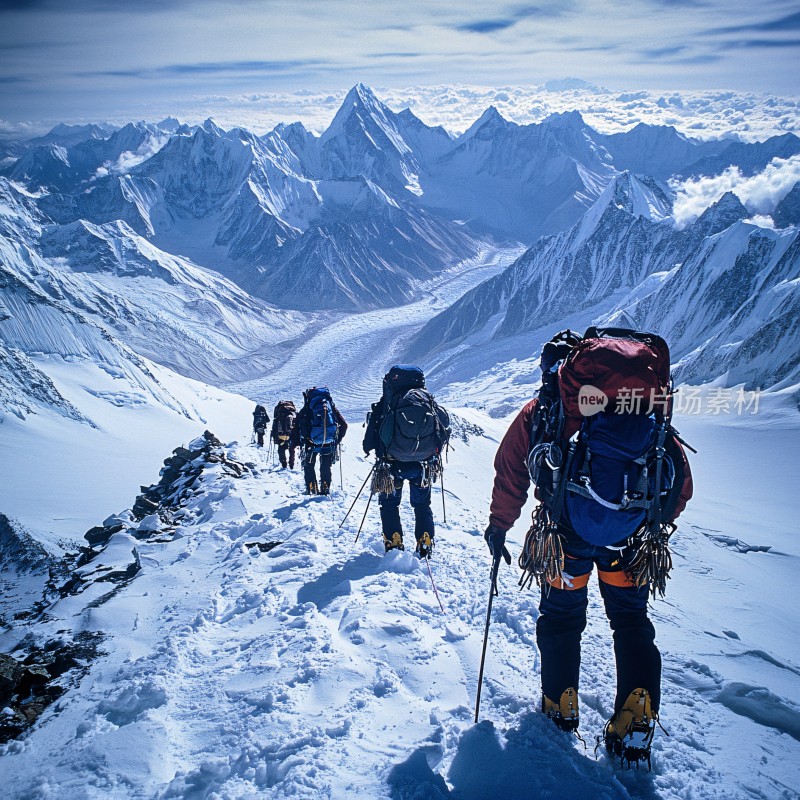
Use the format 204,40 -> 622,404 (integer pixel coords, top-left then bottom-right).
78,60 -> 325,79
0,117 -> 46,138
0,0 -> 194,11
728,38 -> 800,49
457,18 -> 517,33
455,3 -> 565,34
709,11 -> 800,35
107,134 -> 169,174
671,154 -> 800,226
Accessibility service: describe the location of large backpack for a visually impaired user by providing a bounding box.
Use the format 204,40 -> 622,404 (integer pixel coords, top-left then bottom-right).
305,387 -> 338,452
253,405 -> 268,431
378,365 -> 450,462
274,400 -> 296,440
522,328 -> 692,595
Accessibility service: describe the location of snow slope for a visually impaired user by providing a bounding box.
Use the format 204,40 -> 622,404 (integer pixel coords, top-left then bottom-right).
1,403 -> 798,800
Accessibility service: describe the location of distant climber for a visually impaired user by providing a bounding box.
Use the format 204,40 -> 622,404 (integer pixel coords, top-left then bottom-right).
271,400 -> 297,469
363,365 -> 450,558
484,328 -> 693,768
252,404 -> 270,447
292,387 -> 347,495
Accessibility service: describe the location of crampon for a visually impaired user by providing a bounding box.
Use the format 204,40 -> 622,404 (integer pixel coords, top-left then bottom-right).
598,688 -> 661,770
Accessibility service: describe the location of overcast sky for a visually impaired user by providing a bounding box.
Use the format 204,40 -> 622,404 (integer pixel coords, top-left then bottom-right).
1,0 -> 798,133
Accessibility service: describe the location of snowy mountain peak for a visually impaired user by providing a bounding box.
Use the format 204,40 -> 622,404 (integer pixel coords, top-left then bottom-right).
773,181 -> 800,228
156,117 -> 181,133
544,77 -> 606,93
461,105 -> 513,140
323,83 -> 398,141
541,109 -> 587,129
693,191 -> 749,236
580,171 -> 672,234
274,120 -> 308,137
629,121 -> 687,140
341,82 -> 385,111
201,118 -> 226,137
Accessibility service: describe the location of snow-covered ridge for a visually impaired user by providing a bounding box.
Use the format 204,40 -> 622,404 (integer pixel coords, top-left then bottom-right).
0,178 -> 307,386
408,171 -> 800,394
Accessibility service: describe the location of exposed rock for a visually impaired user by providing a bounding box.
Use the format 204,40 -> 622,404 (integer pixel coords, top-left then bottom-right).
0,632 -> 104,743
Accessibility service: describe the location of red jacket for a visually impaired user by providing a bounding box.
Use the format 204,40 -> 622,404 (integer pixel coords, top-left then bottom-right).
489,398 -> 693,533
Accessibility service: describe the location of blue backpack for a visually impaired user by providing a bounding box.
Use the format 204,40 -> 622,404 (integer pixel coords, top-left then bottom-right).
305,387 -> 338,452
563,411 -> 677,546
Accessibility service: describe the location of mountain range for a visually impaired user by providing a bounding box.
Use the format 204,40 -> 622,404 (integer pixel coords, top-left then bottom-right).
407,174 -> 799,392
1,83 -> 799,411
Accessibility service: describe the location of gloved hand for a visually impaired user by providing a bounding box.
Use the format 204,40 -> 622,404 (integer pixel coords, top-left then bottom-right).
484,524 -> 511,565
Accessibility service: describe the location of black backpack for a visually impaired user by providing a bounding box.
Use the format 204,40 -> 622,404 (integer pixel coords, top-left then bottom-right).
274,400 -> 296,438
378,365 -> 450,462
253,405 -> 268,430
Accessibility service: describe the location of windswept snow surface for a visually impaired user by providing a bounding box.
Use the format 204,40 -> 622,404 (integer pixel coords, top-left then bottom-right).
2,405 -> 798,800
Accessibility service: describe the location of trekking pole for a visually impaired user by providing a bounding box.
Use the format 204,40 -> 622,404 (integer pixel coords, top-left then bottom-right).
474,557 -> 502,723
425,558 -> 445,614
339,464 -> 374,528
339,444 -> 344,490
354,490 -> 375,544
440,467 -> 447,525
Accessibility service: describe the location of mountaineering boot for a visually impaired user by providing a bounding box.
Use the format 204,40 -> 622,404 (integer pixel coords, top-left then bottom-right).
306,480 -> 318,495
383,532 -> 405,553
603,688 -> 657,769
542,687 -> 579,733
319,482 -> 330,496
416,532 -> 434,560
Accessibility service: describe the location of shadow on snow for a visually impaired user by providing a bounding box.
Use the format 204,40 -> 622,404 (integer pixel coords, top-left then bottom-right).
387,713 -> 662,800
296,552 -> 383,610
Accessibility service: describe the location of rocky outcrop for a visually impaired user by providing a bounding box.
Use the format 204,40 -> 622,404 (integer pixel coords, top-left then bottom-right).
0,633 -> 104,744
1,431 -> 250,744
83,430 -> 249,548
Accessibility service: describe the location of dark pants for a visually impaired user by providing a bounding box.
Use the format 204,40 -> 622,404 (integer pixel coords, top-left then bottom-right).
303,449 -> 333,491
536,528 -> 661,714
277,440 -> 296,468
378,462 -> 434,542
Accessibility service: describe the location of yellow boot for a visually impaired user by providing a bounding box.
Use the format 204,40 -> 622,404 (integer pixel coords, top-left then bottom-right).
383,532 -> 404,552
542,687 -> 579,732
603,688 -> 657,768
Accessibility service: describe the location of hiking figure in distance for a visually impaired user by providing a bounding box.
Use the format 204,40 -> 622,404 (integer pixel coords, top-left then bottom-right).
252,404 -> 270,447
271,400 -> 297,469
292,387 -> 347,495
484,328 -> 693,768
363,365 -> 450,558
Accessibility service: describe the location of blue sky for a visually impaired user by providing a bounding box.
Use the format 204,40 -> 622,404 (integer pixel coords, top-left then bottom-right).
0,0 -> 798,130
